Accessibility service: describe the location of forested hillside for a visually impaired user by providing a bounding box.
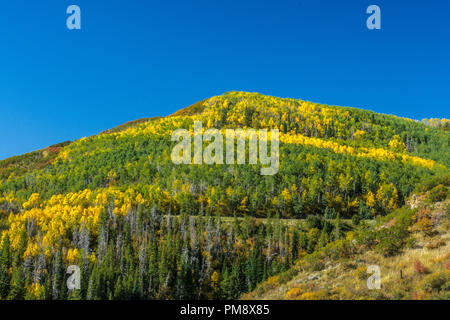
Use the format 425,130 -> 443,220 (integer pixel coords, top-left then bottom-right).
0,92 -> 448,300
244,178 -> 450,300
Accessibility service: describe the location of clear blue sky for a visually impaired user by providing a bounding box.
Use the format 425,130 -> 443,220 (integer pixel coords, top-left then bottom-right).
1,0 -> 449,160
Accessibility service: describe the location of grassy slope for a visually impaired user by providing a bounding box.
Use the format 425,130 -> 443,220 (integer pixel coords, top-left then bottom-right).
0,141 -> 71,181
243,193 -> 450,300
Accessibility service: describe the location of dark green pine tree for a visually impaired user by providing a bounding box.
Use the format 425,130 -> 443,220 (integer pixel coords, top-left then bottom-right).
8,256 -> 26,300
132,268 -> 144,300
219,265 -> 231,299
290,228 -> 299,264
8,227 -> 27,300
245,243 -> 264,292
256,245 -> 265,283
79,249 -> 90,299
358,201 -> 371,220
319,229 -> 328,248
334,213 -> 341,241
176,246 -> 194,299
244,255 -> 254,292
0,234 -> 12,298
147,239 -> 159,299
283,230 -> 290,270
52,243 -> 64,300
44,270 -> 53,300
307,234 -> 316,254
298,231 -> 307,252
158,241 -> 172,299
87,265 -> 100,300
229,263 -> 241,299
113,276 -> 126,300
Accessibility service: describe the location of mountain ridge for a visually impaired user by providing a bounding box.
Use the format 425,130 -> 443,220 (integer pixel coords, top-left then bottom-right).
1,91 -> 448,165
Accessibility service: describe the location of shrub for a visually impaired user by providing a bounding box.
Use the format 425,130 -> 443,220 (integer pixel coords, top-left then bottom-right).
414,217 -> 434,235
302,250 -> 325,271
414,260 -> 428,274
306,215 -> 322,230
322,239 -> 353,260
353,266 -> 367,280
277,268 -> 297,284
343,261 -> 357,270
309,259 -> 325,272
422,272 -> 447,292
376,237 -> 401,256
285,287 -> 302,300
415,174 -> 450,193
412,208 -> 434,235
428,184 -> 448,203
351,214 -> 361,226
375,227 -> 406,257
394,208 -> 415,228
356,227 -> 378,247
392,289 -> 405,300
346,231 -> 356,242
299,291 -> 326,300
412,290 -> 429,300
324,207 -> 336,220
266,276 -> 279,287
406,237 -> 417,249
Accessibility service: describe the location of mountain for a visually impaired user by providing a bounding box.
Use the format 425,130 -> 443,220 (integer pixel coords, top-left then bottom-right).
0,91 -> 448,300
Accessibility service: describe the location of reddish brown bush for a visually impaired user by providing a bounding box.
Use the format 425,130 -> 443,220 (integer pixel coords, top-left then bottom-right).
414,260 -> 427,274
